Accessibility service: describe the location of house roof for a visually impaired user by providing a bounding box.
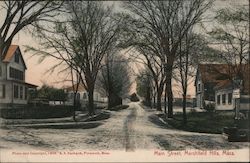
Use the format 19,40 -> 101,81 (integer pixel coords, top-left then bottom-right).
8,80 -> 38,88
2,45 -> 19,62
1,45 -> 27,69
197,64 -> 250,94
198,64 -> 232,83
65,83 -> 86,92
214,80 -> 233,90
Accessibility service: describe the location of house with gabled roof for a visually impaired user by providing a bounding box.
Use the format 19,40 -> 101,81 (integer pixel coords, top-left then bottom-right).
195,64 -> 249,110
0,45 -> 37,106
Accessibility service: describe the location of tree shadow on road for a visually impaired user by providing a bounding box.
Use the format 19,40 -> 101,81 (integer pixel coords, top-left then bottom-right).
148,114 -> 173,129
21,122 -> 103,129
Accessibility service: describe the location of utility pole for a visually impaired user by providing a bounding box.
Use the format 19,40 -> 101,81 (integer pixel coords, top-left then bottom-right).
233,77 -> 242,120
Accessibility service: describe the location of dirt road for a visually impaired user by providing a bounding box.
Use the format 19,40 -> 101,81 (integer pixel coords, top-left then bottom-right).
0,102 -> 249,151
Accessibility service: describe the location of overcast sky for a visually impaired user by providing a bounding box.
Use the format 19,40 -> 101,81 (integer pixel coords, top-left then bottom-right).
1,0 -> 248,97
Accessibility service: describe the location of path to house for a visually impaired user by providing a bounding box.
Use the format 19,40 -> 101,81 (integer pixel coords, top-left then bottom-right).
0,102 -> 249,151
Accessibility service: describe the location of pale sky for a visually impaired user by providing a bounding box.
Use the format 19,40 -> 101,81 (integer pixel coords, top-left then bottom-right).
1,0 -> 248,97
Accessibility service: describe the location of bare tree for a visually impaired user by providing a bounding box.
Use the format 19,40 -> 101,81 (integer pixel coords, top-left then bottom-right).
97,53 -> 132,108
0,1 -> 64,59
120,12 -> 166,111
136,69 -> 153,107
133,48 -> 165,111
175,32 -> 195,124
209,2 -> 249,78
124,0 -> 213,117
26,1 -> 124,115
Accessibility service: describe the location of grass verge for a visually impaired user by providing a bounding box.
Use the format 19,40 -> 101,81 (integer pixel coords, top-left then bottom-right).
160,112 -> 235,134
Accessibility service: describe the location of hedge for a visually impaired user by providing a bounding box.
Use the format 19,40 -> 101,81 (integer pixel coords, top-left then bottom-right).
0,105 -> 73,119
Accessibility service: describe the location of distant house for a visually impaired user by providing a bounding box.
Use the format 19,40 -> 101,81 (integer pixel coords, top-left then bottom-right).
195,64 -> 250,111
0,45 -> 37,106
64,83 -> 107,108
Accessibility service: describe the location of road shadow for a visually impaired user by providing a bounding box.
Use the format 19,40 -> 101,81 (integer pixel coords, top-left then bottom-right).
20,122 -> 103,129
150,135 -> 174,150
1,128 -> 53,149
139,103 -> 156,112
123,108 -> 137,151
83,111 -> 111,122
148,114 -> 173,129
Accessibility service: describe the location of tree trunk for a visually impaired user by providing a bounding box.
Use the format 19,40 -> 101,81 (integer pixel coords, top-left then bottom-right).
0,39 -> 3,59
165,57 -> 174,118
108,93 -> 111,109
166,73 -> 173,118
146,85 -> 151,107
88,89 -> 95,116
108,88 -> 112,109
1,39 -> 12,60
156,92 -> 162,111
73,93 -> 77,122
108,92 -> 122,109
151,85 -> 156,108
164,83 -> 167,115
182,93 -> 187,125
153,95 -> 156,108
156,84 -> 164,111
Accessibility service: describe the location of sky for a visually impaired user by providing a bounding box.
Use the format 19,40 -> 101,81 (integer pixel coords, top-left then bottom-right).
1,0 -> 248,97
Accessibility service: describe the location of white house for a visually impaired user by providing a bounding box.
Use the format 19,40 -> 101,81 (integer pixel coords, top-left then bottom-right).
195,64 -> 250,111
0,45 -> 37,106
215,68 -> 250,111
194,64 -> 231,109
65,83 -> 107,108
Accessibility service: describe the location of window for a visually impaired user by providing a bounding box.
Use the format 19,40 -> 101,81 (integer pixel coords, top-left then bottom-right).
228,93 -> 232,105
14,53 -> 19,63
14,85 -> 19,99
0,84 -> 5,98
217,95 -> 221,105
222,94 -> 226,105
25,87 -> 28,100
9,67 -> 24,80
20,86 -> 23,99
0,66 -> 2,77
198,83 -> 201,92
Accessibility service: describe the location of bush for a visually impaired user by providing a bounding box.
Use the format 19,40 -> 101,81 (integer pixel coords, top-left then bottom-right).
204,103 -> 215,113
0,105 -> 73,119
190,108 -> 197,115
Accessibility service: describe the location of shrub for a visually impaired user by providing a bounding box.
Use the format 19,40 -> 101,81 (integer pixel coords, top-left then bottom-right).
190,108 -> 197,115
204,103 -> 215,113
0,105 -> 73,119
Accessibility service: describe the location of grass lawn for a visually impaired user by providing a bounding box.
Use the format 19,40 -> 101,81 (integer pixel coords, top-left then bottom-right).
162,111 -> 235,134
